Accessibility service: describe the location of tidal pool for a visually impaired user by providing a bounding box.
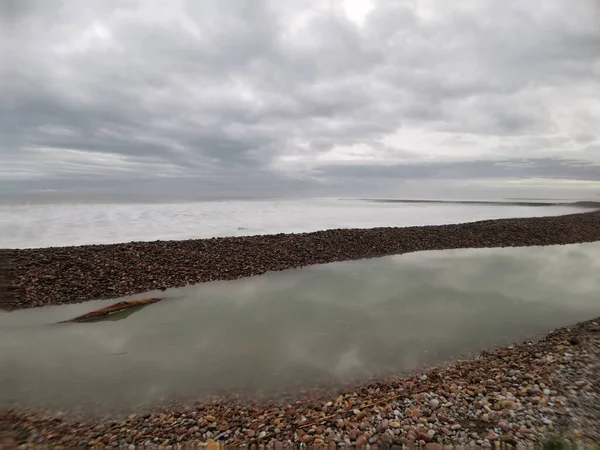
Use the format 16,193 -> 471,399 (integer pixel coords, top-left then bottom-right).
1,242 -> 600,414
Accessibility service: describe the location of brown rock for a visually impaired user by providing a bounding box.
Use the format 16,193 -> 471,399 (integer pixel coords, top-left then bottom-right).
499,400 -> 519,411
405,407 -> 420,418
418,432 -> 432,443
382,432 -> 393,444
425,444 -> 443,450
500,435 -> 518,446
355,435 -> 368,448
498,421 -> 509,432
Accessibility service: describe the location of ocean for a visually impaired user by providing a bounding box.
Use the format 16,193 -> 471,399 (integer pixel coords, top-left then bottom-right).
0,197 -> 589,249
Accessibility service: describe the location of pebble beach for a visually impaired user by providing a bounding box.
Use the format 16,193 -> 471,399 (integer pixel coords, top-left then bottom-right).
1,208 -> 600,448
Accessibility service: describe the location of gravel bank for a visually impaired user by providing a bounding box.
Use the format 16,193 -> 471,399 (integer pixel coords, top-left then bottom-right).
0,250 -> 14,309
1,318 -> 599,448
3,209 -> 600,310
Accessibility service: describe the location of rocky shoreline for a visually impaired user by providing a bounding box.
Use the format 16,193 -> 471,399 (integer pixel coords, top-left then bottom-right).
1,318 -> 599,448
3,209 -> 600,310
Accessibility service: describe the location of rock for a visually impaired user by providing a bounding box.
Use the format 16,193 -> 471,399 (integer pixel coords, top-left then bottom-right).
425,444 -> 443,450
418,432 -> 432,442
389,421 -> 400,428
377,420 -> 389,432
499,435 -> 518,446
429,399 -> 440,409
406,407 -> 420,418
499,400 -> 519,411
355,435 -> 368,448
381,432 -> 393,444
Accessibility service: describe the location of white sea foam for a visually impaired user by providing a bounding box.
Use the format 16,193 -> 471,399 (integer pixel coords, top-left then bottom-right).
0,197 -> 587,248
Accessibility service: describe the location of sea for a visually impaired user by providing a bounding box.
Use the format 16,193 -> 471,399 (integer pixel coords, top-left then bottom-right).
0,197 -> 590,249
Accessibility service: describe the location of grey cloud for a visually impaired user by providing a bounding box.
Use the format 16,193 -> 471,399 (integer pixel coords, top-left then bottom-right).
1,0 -> 600,197
317,159 -> 600,181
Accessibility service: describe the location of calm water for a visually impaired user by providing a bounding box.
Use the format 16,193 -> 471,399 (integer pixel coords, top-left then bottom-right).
1,242 -> 599,414
0,197 -> 588,248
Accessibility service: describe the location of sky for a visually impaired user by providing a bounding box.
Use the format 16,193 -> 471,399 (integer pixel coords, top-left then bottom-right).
2,0 -> 600,199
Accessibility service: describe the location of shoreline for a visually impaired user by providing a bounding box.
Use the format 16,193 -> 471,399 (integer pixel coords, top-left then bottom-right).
360,199 -> 600,208
2,209 -> 600,310
2,208 -> 600,446
2,317 -> 599,447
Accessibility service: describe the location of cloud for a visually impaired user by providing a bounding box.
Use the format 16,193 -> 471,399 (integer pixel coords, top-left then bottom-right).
1,0 -> 600,197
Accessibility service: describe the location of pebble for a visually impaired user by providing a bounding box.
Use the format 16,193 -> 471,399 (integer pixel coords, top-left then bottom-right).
11,211 -> 599,309
355,435 -> 368,447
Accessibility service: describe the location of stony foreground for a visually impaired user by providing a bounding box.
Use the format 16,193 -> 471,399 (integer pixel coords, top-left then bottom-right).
1,318 -> 599,448
3,209 -> 600,310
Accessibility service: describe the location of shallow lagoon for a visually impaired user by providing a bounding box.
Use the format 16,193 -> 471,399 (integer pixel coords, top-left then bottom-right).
1,242 -> 599,414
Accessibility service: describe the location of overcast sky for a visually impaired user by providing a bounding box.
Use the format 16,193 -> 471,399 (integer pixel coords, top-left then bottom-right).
2,0 -> 600,199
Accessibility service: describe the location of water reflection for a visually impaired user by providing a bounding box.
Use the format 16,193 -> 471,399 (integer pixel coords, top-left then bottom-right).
1,242 -> 599,414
